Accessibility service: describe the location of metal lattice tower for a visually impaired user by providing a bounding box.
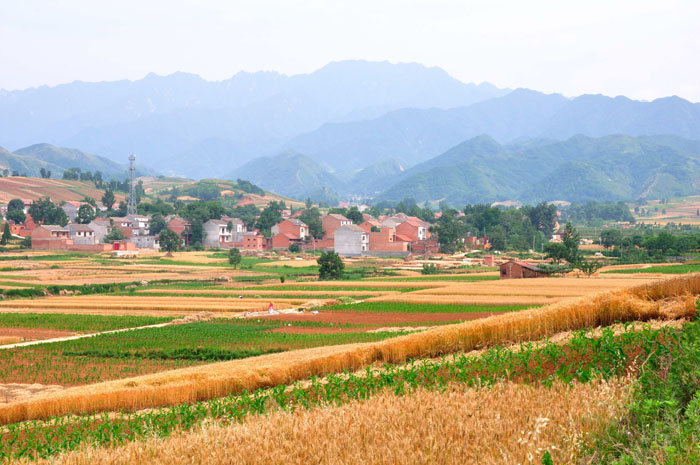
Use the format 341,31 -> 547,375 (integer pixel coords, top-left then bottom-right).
127,154 -> 137,215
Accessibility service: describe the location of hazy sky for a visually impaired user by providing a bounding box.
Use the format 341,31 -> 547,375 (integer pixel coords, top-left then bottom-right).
1,0 -> 698,101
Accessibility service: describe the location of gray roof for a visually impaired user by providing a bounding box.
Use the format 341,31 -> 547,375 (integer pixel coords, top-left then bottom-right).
41,225 -> 69,232
337,224 -> 366,233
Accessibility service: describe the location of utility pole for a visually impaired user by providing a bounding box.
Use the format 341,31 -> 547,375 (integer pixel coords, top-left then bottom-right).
127,154 -> 137,215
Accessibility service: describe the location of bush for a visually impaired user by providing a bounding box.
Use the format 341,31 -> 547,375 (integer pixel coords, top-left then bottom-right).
288,243 -> 301,253
228,248 -> 242,269
317,251 -> 344,280
421,263 -> 440,275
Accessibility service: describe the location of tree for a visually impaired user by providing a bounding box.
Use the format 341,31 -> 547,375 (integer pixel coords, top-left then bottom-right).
600,229 -> 623,249
116,201 -> 128,217
317,251 -> 344,280
577,258 -> 603,277
346,206 -> 364,224
255,201 -> 283,237
525,202 -> 558,237
226,220 -> 233,233
28,197 -> 68,226
77,204 -> 96,224
149,214 -> 167,236
101,190 -> 116,211
103,226 -> 126,243
158,229 -> 180,256
560,222 -> 580,263
435,209 -> 465,254
6,198 -> 26,224
544,242 -> 568,264
228,248 -> 242,268
299,207 -> 323,238
1,223 -> 11,245
289,243 -> 301,253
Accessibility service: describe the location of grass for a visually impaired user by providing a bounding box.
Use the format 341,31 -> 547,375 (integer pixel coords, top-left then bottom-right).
0,313 -> 173,332
0,322 -> 679,462
604,264 -> 700,274
318,302 -> 534,313
0,274 -> 695,425
125,291 -> 373,300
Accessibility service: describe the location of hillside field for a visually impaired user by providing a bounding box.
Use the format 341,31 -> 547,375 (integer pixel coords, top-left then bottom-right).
0,178 -> 125,204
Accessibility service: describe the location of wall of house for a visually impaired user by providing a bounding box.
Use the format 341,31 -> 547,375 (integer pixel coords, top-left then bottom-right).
334,230 -> 363,256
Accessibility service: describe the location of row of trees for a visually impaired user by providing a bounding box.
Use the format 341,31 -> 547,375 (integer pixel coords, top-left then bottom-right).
434,203 -> 558,253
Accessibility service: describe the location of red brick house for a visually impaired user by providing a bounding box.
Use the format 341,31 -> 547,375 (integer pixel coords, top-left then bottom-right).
499,260 -> 550,279
272,219 -> 308,240
31,225 -> 73,249
396,220 -> 429,242
322,214 -> 351,239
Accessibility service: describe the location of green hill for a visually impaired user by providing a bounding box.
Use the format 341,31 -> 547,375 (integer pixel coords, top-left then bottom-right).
380,134 -> 700,205
229,151 -> 343,203
0,143 -> 152,179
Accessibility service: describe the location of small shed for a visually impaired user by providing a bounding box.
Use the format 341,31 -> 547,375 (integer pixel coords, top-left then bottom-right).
499,260 -> 550,279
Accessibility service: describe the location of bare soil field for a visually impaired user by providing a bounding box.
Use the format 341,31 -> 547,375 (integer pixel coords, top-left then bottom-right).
0,327 -> 76,341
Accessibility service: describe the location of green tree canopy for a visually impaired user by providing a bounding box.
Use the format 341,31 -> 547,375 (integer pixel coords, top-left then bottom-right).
318,251 -> 344,280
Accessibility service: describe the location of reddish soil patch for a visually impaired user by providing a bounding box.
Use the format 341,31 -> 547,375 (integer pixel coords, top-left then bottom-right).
260,311 -> 505,325
270,327 -> 362,334
0,327 -> 77,341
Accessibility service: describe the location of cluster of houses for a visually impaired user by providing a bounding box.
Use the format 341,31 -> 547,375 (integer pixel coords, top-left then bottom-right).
1,198 -> 486,258
164,211 -> 440,257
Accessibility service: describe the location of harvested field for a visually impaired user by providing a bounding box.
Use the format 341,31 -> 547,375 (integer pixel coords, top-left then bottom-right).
0,274 -> 694,424
0,384 -> 66,404
34,378 -> 630,465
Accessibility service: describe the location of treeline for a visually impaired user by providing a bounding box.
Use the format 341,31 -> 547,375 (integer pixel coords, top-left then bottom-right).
435,203 -> 558,253
561,201 -> 634,224
600,229 -> 700,262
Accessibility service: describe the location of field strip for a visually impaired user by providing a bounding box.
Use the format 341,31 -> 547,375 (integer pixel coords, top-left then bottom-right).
0,322 -> 173,350
243,281 -> 447,289
134,289 -> 388,297
365,294 -> 563,305
0,274 -> 695,424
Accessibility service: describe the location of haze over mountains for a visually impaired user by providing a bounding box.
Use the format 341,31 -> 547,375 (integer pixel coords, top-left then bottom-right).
2,60 -> 700,204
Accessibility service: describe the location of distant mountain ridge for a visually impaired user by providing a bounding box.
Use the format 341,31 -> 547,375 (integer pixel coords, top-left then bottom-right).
228,134 -> 700,205
380,134 -> 700,205
286,90 -> 700,171
0,60 -> 509,178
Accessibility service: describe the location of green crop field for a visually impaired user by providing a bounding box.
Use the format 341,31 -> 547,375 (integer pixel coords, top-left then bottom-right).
604,264 -> 700,274
0,313 -> 173,332
0,319 -> 406,385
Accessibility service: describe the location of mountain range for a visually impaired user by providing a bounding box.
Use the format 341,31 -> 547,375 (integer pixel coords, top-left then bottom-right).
2,60 -> 700,203
234,134 -> 700,205
0,61 -> 508,178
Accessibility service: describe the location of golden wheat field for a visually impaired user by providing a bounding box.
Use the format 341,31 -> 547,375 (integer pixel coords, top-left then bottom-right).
30,378 -> 631,465
1,274 -> 695,424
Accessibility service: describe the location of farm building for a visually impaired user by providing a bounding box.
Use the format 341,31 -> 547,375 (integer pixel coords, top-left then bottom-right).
499,260 -> 550,279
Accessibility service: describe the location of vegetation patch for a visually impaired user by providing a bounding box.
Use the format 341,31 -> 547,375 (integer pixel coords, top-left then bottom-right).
604,263 -> 700,274
0,313 -> 173,332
